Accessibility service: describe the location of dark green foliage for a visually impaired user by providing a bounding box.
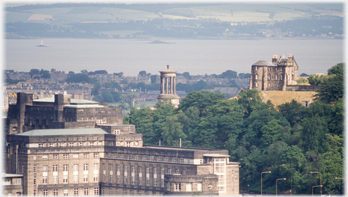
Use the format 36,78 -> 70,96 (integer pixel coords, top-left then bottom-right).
308,74 -> 322,85
315,63 -> 344,103
123,62 -> 343,195
29,69 -> 40,77
66,73 -> 91,83
218,70 -> 237,78
139,70 -> 146,77
150,75 -> 157,84
88,70 -> 108,75
177,91 -> 225,116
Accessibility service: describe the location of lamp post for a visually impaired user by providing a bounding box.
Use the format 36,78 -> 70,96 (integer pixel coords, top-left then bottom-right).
312,185 -> 323,196
310,171 -> 322,195
261,171 -> 271,195
282,163 -> 292,195
276,178 -> 286,195
240,158 -> 250,194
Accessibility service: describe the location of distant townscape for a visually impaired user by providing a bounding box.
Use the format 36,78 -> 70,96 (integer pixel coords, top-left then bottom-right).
4,68 -> 250,115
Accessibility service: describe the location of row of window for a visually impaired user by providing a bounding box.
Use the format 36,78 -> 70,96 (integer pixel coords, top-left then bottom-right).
255,74 -> 284,80
34,153 -> 99,160
35,141 -> 106,148
40,187 -> 99,196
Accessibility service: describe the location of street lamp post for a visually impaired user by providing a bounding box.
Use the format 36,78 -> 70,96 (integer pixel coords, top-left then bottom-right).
261,171 -> 271,196
312,185 -> 323,196
276,178 -> 286,195
310,171 -> 322,195
282,163 -> 292,195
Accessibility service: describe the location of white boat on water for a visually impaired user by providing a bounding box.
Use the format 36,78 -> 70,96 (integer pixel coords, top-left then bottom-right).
36,40 -> 47,47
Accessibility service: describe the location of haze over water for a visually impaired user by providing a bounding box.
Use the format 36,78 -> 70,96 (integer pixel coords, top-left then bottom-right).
5,39 -> 343,76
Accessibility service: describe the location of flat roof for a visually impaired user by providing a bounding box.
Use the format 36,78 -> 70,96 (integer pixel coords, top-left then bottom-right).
64,105 -> 104,108
143,145 -> 226,152
16,128 -> 108,136
33,98 -> 98,104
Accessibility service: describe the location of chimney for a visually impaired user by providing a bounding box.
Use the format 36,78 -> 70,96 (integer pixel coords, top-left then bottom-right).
272,55 -> 278,65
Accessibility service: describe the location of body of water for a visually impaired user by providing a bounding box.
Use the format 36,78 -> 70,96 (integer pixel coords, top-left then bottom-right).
5,39 -> 344,76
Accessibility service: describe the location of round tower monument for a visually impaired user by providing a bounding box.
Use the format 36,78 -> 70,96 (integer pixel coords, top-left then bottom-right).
157,65 -> 180,108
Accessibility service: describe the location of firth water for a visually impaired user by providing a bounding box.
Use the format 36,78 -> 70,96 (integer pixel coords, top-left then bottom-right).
5,39 -> 344,76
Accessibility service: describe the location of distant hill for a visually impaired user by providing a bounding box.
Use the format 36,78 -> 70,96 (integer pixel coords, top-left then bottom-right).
4,3 -> 344,39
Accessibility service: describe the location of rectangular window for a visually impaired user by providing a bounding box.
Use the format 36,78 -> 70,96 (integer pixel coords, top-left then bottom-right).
69,142 -> 74,147
197,183 -> 202,191
33,177 -> 36,185
84,164 -> 88,171
131,166 -> 135,185
33,166 -> 36,173
63,154 -> 68,159
186,183 -> 192,191
102,163 -> 106,182
153,167 -> 157,187
146,167 -> 149,186
73,164 -> 78,183
84,153 -> 89,159
174,183 -> 181,191
34,190 -> 36,196
150,156 -> 154,161
53,165 -> 58,172
94,188 -> 99,195
94,153 -> 99,158
161,168 -> 164,188
84,188 -> 89,196
53,154 -> 58,160
165,157 -> 169,162
109,164 -> 113,183
53,175 -> 58,184
172,158 -> 177,163
53,189 -> 58,196
94,163 -> 99,182
63,164 -> 68,183
214,158 -> 226,193
73,154 -> 79,159
116,165 -> 120,184
43,190 -> 48,196
74,188 -> 78,196
123,165 -> 128,185
138,167 -> 142,186
64,189 -> 68,196
42,155 -> 48,160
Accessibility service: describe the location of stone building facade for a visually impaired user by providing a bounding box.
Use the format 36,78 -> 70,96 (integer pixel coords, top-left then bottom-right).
5,92 -> 239,196
6,93 -> 123,135
249,54 -> 299,91
3,174 -> 24,196
6,128 -> 239,196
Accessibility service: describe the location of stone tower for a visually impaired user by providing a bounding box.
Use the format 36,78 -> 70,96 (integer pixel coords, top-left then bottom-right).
157,65 -> 180,108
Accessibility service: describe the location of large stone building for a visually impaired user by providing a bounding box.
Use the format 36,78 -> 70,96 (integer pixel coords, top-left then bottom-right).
5,93 -> 239,196
249,54 -> 299,91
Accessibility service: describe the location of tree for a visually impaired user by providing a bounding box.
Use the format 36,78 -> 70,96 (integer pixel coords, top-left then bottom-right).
139,70 -> 146,77
278,100 -> 308,127
113,72 -> 123,77
161,114 -> 189,147
219,70 -> 237,78
260,119 -> 284,148
29,69 -> 40,77
315,63 -> 344,104
308,74 -> 322,85
177,91 -> 225,116
237,89 -> 268,117
183,72 -> 191,79
40,69 -> 50,78
127,108 -> 155,145
101,91 -> 114,103
150,75 -> 157,84
300,115 -> 329,153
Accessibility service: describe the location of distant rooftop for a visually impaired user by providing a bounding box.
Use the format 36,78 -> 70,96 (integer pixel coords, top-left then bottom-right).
16,128 -> 108,136
33,97 -> 98,104
64,105 -> 104,108
252,60 -> 273,66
